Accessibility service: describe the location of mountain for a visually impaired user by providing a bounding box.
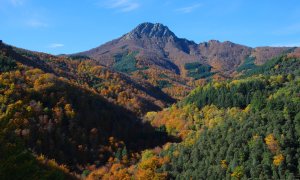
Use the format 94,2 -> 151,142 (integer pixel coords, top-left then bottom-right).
77,23 -> 194,73
75,23 -> 295,100
77,22 -> 294,76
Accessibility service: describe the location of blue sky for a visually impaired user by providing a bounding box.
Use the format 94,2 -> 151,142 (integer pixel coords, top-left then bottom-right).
1,0 -> 300,55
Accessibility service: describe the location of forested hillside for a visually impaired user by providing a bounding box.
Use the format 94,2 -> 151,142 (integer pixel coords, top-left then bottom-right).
162,56 -> 300,179
0,41 -> 173,179
1,42 -> 174,115
155,55 -> 299,179
86,55 -> 300,179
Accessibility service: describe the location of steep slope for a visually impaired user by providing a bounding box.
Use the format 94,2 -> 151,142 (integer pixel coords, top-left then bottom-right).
77,23 -> 196,73
251,46 -> 293,65
76,23 -> 197,99
198,40 -> 252,73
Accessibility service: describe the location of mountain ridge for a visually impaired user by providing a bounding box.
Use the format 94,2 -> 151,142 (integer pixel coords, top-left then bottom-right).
76,22 -> 296,77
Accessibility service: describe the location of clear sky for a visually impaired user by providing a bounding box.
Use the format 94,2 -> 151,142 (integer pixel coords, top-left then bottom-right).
1,0 -> 300,55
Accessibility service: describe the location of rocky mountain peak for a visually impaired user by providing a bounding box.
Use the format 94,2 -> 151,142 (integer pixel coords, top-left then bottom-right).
123,22 -> 177,40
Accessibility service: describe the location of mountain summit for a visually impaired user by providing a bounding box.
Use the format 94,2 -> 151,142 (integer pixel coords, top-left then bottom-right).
123,23 -> 177,39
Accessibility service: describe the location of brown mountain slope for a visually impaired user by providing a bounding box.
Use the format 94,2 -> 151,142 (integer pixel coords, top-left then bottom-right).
76,22 -> 295,77
76,23 -> 196,74
252,46 -> 294,65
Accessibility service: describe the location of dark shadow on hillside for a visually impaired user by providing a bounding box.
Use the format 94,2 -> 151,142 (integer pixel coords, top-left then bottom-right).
0,42 -> 59,75
119,72 -> 176,105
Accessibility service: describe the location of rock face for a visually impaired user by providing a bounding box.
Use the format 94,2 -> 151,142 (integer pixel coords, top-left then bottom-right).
124,23 -> 176,39
76,22 -> 296,76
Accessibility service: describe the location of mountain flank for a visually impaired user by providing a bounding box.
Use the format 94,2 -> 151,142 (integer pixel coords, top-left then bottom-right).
76,22 -> 295,77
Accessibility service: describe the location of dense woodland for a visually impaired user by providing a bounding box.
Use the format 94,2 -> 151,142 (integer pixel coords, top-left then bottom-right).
88,53 -> 300,179
163,61 -> 300,179
1,39 -> 300,180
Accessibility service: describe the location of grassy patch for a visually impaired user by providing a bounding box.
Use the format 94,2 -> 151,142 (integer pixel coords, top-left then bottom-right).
158,73 -> 169,78
237,56 -> 257,72
156,80 -> 172,89
184,62 -> 213,79
113,51 -> 139,73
